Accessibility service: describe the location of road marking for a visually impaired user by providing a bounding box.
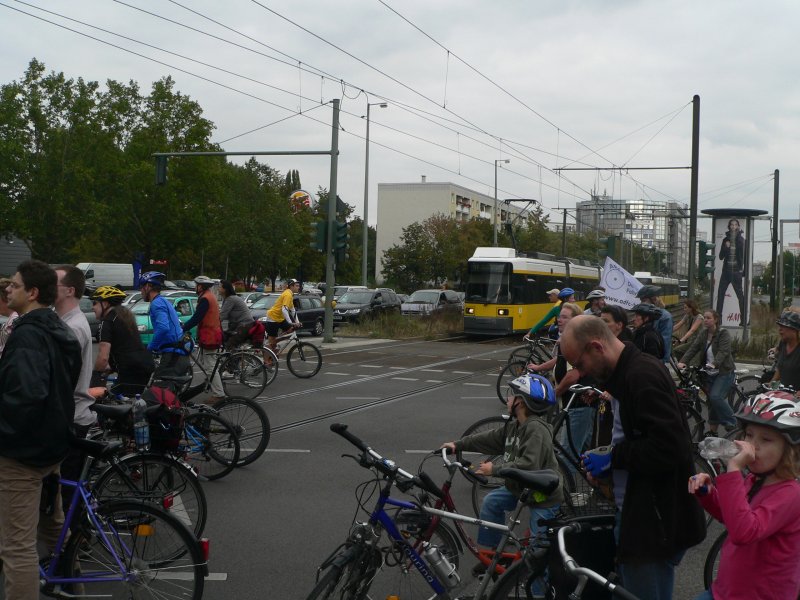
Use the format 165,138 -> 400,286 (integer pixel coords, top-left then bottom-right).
452,371 -> 472,374
425,379 -> 443,383
205,573 -> 228,581
264,448 -> 311,453
462,396 -> 496,399
405,450 -> 435,454
464,382 -> 490,387
325,372 -> 351,376
388,366 -> 406,370
392,377 -> 418,381
337,396 -> 380,400
421,368 -> 445,372
360,364 -> 382,368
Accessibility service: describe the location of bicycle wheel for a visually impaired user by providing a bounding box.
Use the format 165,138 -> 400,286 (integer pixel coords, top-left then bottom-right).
487,551 -> 548,600
260,346 -> 279,387
497,360 -> 528,403
306,546 -> 379,600
287,342 -> 323,378
220,352 -> 268,399
213,396 -> 270,467
737,374 -> 762,397
703,530 -> 726,590
459,415 -> 509,518
508,345 -> 534,364
63,500 -> 204,600
92,452 -> 207,537
180,412 -> 240,480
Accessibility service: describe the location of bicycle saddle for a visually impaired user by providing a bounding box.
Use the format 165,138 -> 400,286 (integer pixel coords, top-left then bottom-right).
69,437 -> 124,460
494,468 -> 560,495
154,374 -> 193,384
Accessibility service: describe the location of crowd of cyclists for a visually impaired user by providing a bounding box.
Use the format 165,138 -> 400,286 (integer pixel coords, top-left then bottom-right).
0,261 -> 306,600
467,284 -> 800,599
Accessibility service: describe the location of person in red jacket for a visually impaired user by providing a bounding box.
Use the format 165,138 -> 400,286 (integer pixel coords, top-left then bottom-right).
182,276 -> 223,403
689,391 -> 800,600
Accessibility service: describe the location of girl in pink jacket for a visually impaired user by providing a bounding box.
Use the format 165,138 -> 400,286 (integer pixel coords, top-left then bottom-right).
689,390 -> 800,600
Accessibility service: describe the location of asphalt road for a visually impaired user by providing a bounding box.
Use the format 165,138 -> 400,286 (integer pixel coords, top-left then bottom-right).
192,336 -> 724,600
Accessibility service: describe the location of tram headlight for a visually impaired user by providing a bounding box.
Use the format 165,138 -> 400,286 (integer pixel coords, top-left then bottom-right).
497,308 -> 509,316
465,307 -> 475,315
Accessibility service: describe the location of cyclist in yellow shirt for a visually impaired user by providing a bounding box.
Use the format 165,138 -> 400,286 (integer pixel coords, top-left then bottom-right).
265,279 -> 301,353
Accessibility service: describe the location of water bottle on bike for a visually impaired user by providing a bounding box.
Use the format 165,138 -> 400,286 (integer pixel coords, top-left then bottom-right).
132,394 -> 150,451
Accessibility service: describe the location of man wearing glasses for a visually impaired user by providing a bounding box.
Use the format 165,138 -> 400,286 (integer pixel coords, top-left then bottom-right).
0,260 -> 82,600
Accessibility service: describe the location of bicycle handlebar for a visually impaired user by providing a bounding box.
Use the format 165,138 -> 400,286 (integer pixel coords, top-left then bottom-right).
330,423 -> 444,499
557,523 -> 639,600
568,384 -> 604,396
440,448 -> 489,485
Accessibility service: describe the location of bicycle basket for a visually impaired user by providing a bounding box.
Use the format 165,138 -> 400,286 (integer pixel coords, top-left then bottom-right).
561,468 -> 617,519
547,516 -> 616,600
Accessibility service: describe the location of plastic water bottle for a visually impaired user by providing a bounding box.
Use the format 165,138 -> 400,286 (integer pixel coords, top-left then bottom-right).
132,394 -> 150,451
698,437 -> 739,460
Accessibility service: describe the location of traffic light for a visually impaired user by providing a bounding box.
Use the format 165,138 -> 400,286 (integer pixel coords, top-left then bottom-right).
309,221 -> 328,252
598,236 -> 617,260
334,221 -> 349,263
155,156 -> 168,185
698,240 -> 715,278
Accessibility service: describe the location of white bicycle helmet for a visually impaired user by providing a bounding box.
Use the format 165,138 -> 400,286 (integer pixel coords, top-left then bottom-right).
736,391 -> 800,445
193,275 -> 215,287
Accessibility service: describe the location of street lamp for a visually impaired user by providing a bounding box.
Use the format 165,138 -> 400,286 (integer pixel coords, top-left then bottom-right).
493,159 -> 510,247
362,101 -> 387,286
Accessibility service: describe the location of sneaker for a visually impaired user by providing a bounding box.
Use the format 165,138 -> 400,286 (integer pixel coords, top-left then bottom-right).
471,562 -> 488,578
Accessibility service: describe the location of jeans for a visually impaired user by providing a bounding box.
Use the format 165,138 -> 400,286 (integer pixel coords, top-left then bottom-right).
0,456 -> 63,600
694,590 -> 714,600
477,486 -> 558,548
560,406 -> 596,472
613,510 -> 685,600
708,371 -> 736,427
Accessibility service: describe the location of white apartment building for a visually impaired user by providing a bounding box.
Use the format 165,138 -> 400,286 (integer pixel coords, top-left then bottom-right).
374,180 -> 529,283
575,194 -> 690,277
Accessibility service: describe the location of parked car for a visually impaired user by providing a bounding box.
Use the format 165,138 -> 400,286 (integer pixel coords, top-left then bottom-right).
401,289 -> 464,317
78,297 -> 101,341
238,291 -> 267,306
122,291 -> 142,307
332,285 -> 367,302
173,279 -> 196,290
249,293 -> 326,336
133,294 -> 198,345
333,289 -> 402,323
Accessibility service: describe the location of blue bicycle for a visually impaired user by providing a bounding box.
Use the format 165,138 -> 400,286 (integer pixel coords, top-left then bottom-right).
38,437 -> 207,599
306,423 -> 560,600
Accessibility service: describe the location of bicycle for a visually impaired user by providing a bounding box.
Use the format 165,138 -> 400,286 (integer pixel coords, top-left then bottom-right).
38,437 -> 207,599
307,423 -> 560,600
92,391 -> 242,481
259,326 -> 323,379
181,341 -> 270,399
507,334 -> 557,365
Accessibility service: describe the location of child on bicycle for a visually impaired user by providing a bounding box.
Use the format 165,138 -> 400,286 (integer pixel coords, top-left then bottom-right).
688,390 -> 800,600
442,373 -> 563,580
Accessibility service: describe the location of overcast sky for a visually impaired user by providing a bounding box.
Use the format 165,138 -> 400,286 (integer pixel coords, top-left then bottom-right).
1,0 -> 797,263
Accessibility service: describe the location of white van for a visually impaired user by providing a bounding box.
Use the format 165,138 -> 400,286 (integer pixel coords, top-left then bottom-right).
76,263 -> 135,289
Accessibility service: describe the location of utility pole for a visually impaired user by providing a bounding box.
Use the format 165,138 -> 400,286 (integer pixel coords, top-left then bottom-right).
323,99 -> 340,343
687,95 -> 700,298
771,169 -> 780,310
562,209 -> 567,257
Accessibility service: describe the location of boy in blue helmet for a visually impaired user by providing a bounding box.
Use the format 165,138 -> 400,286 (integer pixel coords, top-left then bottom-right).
442,373 -> 563,579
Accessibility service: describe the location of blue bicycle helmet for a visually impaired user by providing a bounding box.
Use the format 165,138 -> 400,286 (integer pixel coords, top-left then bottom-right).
508,374 -> 556,415
558,287 -> 575,300
138,271 -> 166,288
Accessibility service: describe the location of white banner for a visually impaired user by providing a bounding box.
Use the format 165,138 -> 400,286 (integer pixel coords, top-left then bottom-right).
600,257 -> 642,309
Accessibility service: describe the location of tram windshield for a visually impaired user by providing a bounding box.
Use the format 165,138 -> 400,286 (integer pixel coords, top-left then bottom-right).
466,262 -> 511,303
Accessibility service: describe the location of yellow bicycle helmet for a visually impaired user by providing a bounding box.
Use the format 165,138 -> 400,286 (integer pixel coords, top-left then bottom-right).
91,285 -> 127,304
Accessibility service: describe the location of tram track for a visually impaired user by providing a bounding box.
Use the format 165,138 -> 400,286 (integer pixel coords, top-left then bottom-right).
266,344 -> 509,433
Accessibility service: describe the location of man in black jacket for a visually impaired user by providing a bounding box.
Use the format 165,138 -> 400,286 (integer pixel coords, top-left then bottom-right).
561,315 -> 706,600
0,260 -> 82,600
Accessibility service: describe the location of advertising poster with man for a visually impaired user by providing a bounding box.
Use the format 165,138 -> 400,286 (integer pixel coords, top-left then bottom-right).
712,217 -> 752,328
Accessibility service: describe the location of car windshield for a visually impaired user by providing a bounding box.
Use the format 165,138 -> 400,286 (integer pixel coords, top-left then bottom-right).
339,291 -> 373,304
251,296 -> 279,310
407,291 -> 439,304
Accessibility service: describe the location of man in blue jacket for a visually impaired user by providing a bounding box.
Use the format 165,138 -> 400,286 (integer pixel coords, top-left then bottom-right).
0,260 -> 82,600
636,285 -> 672,362
139,271 -> 189,377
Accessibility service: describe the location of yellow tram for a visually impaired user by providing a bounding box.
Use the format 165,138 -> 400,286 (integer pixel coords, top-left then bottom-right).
463,247 -> 601,336
633,272 -> 681,307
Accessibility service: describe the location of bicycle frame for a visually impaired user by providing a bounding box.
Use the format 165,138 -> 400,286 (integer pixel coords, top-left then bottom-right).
40,464 -> 133,586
